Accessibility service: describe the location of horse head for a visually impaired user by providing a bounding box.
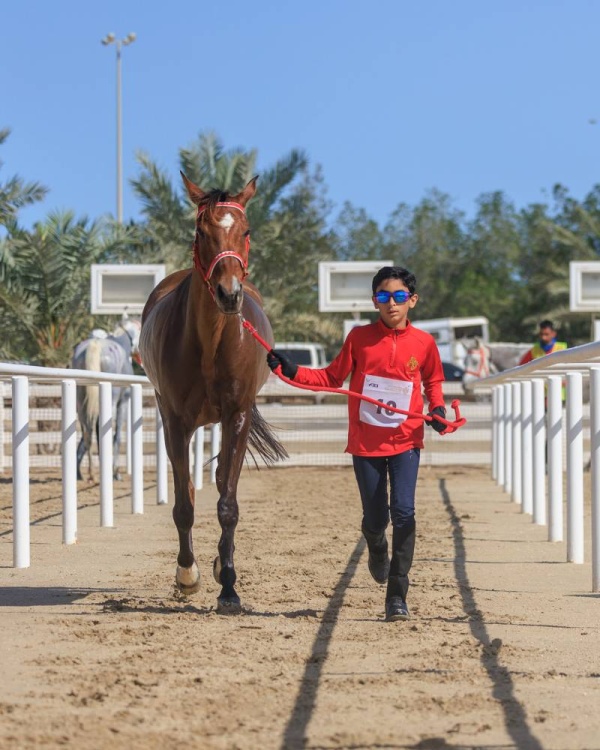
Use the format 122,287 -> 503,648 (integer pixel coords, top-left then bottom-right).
463,337 -> 494,386
182,172 -> 257,315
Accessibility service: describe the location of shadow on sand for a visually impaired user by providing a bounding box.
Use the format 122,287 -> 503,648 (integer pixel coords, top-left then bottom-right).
281,536 -> 366,750
438,478 -> 543,750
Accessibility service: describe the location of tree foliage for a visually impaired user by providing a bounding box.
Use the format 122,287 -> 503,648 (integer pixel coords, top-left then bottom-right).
3,126 -> 600,365
0,212 -> 139,365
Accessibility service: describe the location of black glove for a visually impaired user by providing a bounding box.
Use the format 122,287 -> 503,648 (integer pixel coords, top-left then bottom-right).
267,350 -> 298,380
427,406 -> 446,433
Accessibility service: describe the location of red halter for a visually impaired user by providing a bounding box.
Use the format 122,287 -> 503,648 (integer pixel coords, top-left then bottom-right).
193,202 -> 250,288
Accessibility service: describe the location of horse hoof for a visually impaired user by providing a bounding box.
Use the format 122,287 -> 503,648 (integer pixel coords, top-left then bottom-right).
213,556 -> 222,585
217,595 -> 241,615
176,562 -> 200,595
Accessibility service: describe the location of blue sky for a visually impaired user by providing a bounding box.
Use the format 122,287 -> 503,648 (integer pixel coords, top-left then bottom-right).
2,0 -> 599,230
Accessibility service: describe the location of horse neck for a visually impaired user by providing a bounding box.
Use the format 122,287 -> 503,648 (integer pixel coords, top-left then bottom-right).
188,271 -> 235,353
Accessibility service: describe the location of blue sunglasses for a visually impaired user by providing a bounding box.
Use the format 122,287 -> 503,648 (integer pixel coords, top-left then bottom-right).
373,290 -> 412,304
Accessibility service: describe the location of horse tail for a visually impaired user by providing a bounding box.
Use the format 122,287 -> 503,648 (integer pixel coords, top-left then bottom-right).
83,339 -> 102,428
247,404 -> 288,466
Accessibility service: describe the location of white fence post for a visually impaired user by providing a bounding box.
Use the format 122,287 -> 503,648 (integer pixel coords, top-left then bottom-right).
12,376 -> 30,568
156,407 -> 168,505
496,385 -> 505,487
126,396 -> 132,476
492,387 -> 498,481
547,375 -> 563,542
503,383 -> 512,494
591,367 -> 600,591
194,426 -> 205,490
0,383 -> 4,474
99,381 -> 113,527
61,379 -> 77,544
210,423 -> 221,484
532,378 -> 546,526
521,380 -> 533,515
131,384 -> 144,514
566,372 -> 584,564
511,382 -> 522,505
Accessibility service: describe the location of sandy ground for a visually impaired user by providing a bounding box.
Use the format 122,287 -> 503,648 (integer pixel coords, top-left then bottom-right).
0,464 -> 599,750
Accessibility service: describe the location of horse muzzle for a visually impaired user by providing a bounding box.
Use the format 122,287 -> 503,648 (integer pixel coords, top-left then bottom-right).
215,280 -> 243,314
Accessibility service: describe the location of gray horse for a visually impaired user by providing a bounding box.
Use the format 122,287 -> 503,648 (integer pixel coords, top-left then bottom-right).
71,317 -> 141,481
463,338 -> 531,390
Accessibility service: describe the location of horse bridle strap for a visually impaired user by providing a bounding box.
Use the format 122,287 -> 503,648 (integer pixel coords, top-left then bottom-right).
194,201 -> 250,285
197,201 -> 246,216
465,347 -> 489,378
202,251 -> 248,280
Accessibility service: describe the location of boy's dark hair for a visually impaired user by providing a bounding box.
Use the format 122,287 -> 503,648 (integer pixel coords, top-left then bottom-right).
539,319 -> 555,330
371,266 -> 416,295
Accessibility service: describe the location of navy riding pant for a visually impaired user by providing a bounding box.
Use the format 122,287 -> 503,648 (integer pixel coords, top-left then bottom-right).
352,448 -> 420,534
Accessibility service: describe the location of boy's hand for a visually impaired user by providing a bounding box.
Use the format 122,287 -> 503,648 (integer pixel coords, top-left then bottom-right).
427,406 -> 446,433
267,350 -> 298,380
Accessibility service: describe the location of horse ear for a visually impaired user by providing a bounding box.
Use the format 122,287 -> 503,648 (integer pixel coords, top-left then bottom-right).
233,176 -> 258,207
180,171 -> 205,205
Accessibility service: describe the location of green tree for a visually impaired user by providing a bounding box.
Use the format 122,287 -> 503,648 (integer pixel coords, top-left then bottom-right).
131,131 -> 307,271
514,185 -> 600,344
459,191 -> 522,339
333,202 -> 384,261
383,189 -> 465,320
131,131 -> 340,345
0,127 -> 47,232
253,167 -> 338,346
0,212 -> 136,365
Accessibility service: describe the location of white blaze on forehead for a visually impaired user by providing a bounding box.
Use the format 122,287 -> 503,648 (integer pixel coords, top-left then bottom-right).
218,212 -> 235,233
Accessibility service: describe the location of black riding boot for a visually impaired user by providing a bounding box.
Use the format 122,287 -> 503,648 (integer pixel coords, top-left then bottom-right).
361,521 -> 390,585
385,520 -> 416,621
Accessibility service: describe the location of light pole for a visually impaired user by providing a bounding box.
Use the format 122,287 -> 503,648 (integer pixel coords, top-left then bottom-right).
101,32 -> 136,224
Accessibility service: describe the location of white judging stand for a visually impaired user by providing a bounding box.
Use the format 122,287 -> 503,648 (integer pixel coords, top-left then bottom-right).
318,261 -> 393,314
319,261 -> 393,338
570,261 -> 600,340
91,264 -> 166,314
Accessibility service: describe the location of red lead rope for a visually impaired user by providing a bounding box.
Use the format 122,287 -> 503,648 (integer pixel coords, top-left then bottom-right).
240,317 -> 467,436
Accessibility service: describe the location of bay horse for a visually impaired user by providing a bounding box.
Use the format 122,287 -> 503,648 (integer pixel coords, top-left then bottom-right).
71,317 -> 141,481
139,173 -> 287,614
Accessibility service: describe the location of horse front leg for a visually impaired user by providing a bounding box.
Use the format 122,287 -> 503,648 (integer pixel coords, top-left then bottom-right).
112,389 -> 128,481
76,436 -> 86,481
213,409 -> 251,614
163,417 -> 199,595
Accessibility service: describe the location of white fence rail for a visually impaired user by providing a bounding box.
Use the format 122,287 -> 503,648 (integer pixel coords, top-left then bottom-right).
472,340 -> 600,592
0,363 -> 214,570
1,360 -> 492,570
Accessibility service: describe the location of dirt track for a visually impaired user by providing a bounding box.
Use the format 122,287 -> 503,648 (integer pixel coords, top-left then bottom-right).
0,466 -> 599,750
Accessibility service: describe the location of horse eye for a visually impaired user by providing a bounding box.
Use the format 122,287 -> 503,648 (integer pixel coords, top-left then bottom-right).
243,230 -> 250,237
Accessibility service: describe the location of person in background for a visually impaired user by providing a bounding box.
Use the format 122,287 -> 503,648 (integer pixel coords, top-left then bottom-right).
267,266 -> 448,623
519,320 -> 567,365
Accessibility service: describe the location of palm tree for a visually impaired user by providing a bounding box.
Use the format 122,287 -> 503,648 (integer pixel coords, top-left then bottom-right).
131,131 -> 307,270
0,211 -> 137,365
0,127 -> 48,231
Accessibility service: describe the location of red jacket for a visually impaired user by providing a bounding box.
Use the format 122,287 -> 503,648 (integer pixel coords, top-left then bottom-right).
294,319 -> 445,457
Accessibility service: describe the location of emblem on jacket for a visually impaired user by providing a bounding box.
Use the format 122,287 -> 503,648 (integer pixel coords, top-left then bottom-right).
407,356 -> 419,371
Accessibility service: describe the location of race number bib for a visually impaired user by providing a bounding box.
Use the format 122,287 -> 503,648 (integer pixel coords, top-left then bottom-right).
359,374 -> 413,428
